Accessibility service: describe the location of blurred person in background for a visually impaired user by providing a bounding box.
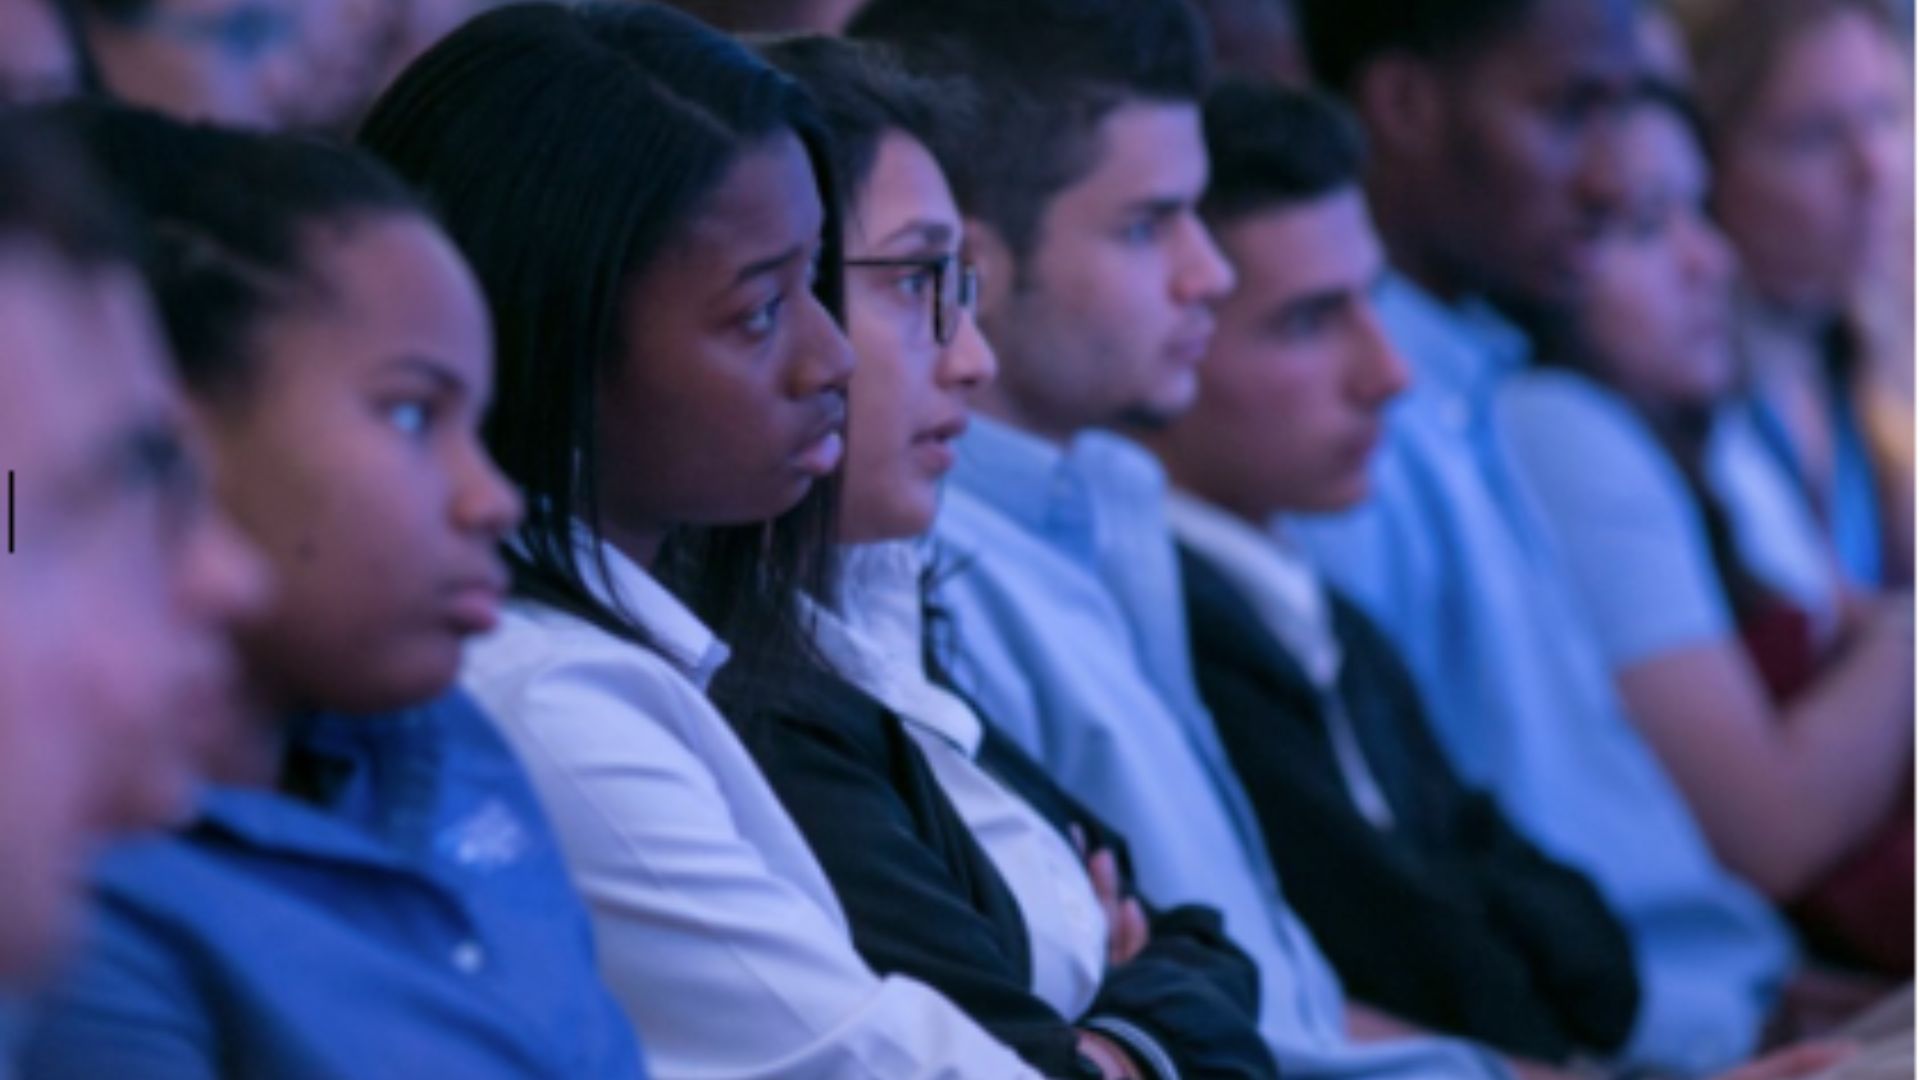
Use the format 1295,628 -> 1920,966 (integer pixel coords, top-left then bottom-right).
1189,0 -> 1310,85
77,0 -> 301,126
0,115 -> 264,994
0,0 -> 90,105
1141,80 -> 1643,1067
1290,0 -> 1797,1072
1684,0 -> 1914,590
1500,83 -> 1914,980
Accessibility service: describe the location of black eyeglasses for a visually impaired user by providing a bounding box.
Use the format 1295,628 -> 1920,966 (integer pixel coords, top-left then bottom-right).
844,253 -> 981,347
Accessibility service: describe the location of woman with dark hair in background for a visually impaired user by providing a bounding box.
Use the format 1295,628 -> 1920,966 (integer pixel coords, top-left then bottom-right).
360,5 -> 1037,1076
1501,84 -> 1914,977
732,35 -> 1275,1080
17,104 -> 644,1078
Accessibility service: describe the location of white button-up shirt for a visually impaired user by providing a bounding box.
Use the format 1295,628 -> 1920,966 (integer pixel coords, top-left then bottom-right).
461,536 -> 1037,1080
812,541 -> 1109,1022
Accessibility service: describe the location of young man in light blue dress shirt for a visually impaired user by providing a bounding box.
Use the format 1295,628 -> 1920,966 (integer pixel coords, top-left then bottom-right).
850,1 -> 1517,1076
1288,0 -> 1796,1074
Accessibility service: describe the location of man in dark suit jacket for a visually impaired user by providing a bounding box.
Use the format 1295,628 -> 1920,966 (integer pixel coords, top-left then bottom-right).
1135,80 -> 1642,1065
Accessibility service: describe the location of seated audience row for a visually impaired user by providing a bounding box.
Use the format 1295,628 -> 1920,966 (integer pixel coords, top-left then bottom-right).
0,0 -> 1906,1078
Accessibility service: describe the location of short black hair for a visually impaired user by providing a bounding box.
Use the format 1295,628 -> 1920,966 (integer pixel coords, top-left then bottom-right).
848,0 -> 1211,258
1202,79 -> 1366,224
1296,0 -> 1542,96
0,112 -> 130,269
757,34 -> 960,211
47,102 -> 424,402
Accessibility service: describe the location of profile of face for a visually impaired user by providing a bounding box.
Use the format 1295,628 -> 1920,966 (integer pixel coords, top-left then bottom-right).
1413,0 -> 1638,306
196,216 -> 521,716
1153,189 -> 1407,518
0,0 -> 82,106
1712,7 -> 1910,313
597,132 -> 854,543
1578,103 -> 1737,414
840,132 -> 996,543
0,251 -> 264,980
976,102 -> 1236,441
85,0 -> 304,128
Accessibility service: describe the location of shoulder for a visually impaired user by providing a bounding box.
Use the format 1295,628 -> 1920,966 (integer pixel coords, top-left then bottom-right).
1499,371 -> 1690,510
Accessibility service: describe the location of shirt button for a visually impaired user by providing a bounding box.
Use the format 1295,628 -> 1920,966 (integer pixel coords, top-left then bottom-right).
450,940 -> 486,975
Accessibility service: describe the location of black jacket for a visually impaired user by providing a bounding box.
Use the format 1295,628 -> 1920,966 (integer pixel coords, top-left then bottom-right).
1179,544 -> 1640,1061
730,662 -> 1276,1079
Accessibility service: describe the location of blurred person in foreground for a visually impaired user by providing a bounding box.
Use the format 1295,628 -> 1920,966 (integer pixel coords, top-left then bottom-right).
0,113 -> 263,1015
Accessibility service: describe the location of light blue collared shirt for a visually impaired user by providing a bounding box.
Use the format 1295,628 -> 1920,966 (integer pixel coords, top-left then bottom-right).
935,415 -> 1509,1079
1291,275 -> 1794,1077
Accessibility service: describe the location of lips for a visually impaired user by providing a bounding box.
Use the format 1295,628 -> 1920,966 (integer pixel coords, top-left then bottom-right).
793,395 -> 849,477
441,569 -> 508,635
1167,316 -> 1217,365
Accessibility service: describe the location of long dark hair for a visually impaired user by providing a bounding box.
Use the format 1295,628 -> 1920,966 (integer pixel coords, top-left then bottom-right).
358,2 -> 845,704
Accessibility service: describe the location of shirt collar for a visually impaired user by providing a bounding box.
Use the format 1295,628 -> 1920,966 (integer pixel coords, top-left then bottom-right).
1380,273 -> 1531,407
571,523 -> 732,690
190,704 -> 447,865
809,540 -> 984,756
949,415 -> 1169,541
1167,491 -> 1341,689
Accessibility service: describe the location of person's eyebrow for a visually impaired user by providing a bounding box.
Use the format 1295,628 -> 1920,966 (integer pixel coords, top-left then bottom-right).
1119,195 -> 1190,222
875,220 -> 956,252
732,244 -> 808,286
378,354 -> 466,397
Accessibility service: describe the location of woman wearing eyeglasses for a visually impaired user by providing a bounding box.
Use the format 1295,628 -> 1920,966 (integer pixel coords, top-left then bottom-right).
727,37 -> 1277,1080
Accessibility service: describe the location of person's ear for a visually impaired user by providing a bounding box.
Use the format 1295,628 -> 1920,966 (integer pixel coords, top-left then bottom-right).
964,216 -> 1017,324
1354,53 -> 1447,161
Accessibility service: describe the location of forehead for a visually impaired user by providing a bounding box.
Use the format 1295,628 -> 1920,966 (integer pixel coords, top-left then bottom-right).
853,132 -> 961,247
264,218 -> 493,391
1052,101 -> 1209,215
0,256 -> 166,472
1469,0 -> 1637,86
667,132 -> 825,274
1757,9 -> 1905,112
1218,190 -> 1383,300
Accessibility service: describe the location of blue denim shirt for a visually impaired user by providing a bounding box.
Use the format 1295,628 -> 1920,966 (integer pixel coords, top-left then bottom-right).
19,691 -> 646,1080
935,416 -> 1510,1079
1292,275 -> 1794,1076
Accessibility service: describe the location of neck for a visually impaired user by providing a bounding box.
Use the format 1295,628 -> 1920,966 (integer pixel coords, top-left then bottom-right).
200,674 -> 292,789
968,381 -> 1077,450
1365,168 -> 1472,305
600,515 -> 667,572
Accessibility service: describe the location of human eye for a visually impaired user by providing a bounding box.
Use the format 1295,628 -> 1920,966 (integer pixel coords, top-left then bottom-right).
384,399 -> 434,438
895,264 -> 938,299
741,293 -> 787,340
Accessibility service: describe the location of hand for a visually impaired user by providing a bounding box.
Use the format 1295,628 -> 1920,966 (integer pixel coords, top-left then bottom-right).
1084,844 -> 1149,966
1712,1041 -> 1857,1080
1076,1031 -> 1147,1080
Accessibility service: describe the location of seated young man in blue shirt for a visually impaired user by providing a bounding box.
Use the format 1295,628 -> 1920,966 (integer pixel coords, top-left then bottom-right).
850,1 -> 1539,1076
19,107 -> 644,1079
1286,0 -> 1795,1073
1138,79 -> 1642,1066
